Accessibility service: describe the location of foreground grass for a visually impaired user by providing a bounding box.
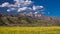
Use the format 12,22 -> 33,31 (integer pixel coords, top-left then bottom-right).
0,26 -> 60,34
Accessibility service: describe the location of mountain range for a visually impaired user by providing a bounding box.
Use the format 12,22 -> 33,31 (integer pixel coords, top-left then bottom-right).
0,12 -> 60,26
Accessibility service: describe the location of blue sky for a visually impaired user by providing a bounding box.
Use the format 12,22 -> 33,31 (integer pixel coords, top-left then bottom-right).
33,0 -> 60,17
0,0 -> 60,17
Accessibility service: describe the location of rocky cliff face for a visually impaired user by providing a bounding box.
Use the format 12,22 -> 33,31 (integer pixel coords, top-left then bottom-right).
0,13 -> 60,26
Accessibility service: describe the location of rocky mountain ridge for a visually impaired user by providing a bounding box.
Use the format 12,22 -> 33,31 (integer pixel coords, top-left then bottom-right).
0,13 -> 60,26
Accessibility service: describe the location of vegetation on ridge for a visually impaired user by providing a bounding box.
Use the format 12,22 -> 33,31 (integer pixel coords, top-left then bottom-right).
0,13 -> 60,26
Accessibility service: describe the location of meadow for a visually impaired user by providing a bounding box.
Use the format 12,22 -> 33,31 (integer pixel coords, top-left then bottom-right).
0,26 -> 60,34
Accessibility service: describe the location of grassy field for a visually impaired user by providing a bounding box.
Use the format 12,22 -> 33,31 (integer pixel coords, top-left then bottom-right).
0,26 -> 60,34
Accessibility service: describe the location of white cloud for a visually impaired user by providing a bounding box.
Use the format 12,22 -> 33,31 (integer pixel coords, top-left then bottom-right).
23,0 -> 32,6
33,5 -> 36,10
34,12 -> 38,14
32,5 -> 44,11
0,0 -> 32,7
14,0 -> 21,4
8,4 -> 17,7
10,8 -> 16,10
40,6 -> 44,9
0,0 -> 45,14
1,2 -> 9,7
7,9 -> 11,12
17,7 -> 28,12
17,7 -> 33,12
35,6 -> 43,10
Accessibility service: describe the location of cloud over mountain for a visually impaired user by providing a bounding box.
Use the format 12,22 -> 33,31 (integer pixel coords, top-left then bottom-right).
0,0 -> 44,14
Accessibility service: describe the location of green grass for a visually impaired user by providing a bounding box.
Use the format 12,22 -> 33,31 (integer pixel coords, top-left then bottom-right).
0,26 -> 60,34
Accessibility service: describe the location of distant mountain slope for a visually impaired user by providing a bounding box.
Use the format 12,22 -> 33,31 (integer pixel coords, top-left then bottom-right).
0,13 -> 60,26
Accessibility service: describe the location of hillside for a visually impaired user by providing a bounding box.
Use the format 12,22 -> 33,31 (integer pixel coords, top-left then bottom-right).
0,13 -> 60,26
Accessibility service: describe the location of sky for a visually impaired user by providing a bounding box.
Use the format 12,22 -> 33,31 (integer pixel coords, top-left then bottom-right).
0,0 -> 60,17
